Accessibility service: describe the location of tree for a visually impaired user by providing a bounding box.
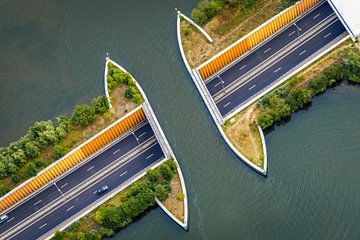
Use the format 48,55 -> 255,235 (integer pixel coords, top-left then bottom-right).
72,104 -> 96,126
0,161 -> 7,179
84,230 -> 99,240
164,159 -> 177,173
159,164 -> 174,182
99,227 -> 115,238
155,183 -> 171,201
11,149 -> 26,166
257,112 -> 274,129
0,183 -> 10,196
91,96 -> 109,114
53,144 -> 67,160
122,187 -> 155,218
24,141 -> 40,158
95,206 -> 130,231
25,163 -> 37,177
285,88 -> 312,112
147,169 -> 159,184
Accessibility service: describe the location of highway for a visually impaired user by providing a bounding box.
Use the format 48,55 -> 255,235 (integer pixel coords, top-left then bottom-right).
216,18 -> 346,116
205,1 -> 334,96
0,121 -> 165,240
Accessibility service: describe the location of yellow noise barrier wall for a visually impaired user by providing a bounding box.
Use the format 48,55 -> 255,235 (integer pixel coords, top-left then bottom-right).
198,0 -> 320,80
0,108 -> 146,212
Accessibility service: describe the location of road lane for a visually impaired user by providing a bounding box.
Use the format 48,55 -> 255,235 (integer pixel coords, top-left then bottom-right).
216,19 -> 346,116
11,143 -> 164,240
0,121 -> 154,234
206,1 -> 334,96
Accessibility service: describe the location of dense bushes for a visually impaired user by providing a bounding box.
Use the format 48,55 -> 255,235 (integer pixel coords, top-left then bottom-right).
0,95 -> 109,196
107,62 -> 143,105
191,0 -> 255,25
0,118 -> 71,181
277,0 -> 297,12
53,159 -> 178,240
72,104 -> 96,126
256,48 -> 360,129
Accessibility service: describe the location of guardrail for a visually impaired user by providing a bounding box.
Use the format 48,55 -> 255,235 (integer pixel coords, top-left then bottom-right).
196,0 -> 320,80
0,107 -> 146,213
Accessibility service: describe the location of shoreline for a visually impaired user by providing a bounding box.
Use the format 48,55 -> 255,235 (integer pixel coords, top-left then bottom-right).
176,11 -> 267,175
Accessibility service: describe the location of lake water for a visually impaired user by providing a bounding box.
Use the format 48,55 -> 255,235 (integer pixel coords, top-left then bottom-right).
1,1 -> 359,239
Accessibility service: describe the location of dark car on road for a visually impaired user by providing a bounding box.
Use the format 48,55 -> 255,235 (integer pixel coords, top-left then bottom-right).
97,185 -> 109,195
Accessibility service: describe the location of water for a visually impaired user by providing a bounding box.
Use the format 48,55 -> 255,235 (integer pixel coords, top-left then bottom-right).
1,1 -> 360,239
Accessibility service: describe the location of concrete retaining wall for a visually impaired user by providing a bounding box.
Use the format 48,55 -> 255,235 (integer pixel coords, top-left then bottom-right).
105,58 -> 189,229
177,12 -> 268,175
104,55 -> 113,108
178,11 -> 213,43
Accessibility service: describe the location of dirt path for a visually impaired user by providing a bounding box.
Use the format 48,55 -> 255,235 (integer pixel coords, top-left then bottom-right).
223,105 -> 263,167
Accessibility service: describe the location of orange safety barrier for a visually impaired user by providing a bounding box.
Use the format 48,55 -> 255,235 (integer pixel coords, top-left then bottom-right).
0,108 -> 146,212
197,0 -> 320,80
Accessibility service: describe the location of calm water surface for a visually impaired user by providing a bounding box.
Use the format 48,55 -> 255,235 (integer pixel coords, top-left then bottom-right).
1,1 -> 359,239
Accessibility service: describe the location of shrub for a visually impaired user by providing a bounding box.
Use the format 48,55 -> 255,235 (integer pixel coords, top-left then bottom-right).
132,93 -> 143,105
147,169 -> 159,184
122,186 -> 155,218
164,159 -> 177,173
35,159 -> 46,169
0,183 -> 10,196
103,112 -> 110,121
53,144 -> 67,160
125,86 -> 137,99
25,163 -> 37,177
256,112 -> 274,129
155,183 -> 171,201
95,206 -> 128,231
91,96 -> 109,113
72,104 -> 96,126
12,175 -> 21,184
176,193 -> 185,201
159,164 -> 174,182
184,27 -> 190,36
99,227 -> 115,238
285,88 -> 312,112
191,0 -> 223,25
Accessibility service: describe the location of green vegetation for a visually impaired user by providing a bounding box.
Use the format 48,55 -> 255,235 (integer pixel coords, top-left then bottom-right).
107,62 -> 143,105
191,0 -> 256,25
52,159 -> 178,240
256,48 -> 360,129
277,0 -> 297,11
0,96 -> 109,197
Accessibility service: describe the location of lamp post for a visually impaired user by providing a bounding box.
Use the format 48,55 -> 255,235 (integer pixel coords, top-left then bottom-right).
294,23 -> 302,37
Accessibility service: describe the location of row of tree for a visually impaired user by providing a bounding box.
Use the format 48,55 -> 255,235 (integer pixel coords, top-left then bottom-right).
52,159 -> 178,240
256,48 -> 360,129
0,95 -> 109,196
191,0 -> 256,25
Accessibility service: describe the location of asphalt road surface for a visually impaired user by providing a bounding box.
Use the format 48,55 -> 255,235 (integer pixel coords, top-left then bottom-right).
206,1 -> 334,96
216,18 -> 346,116
0,121 -> 165,239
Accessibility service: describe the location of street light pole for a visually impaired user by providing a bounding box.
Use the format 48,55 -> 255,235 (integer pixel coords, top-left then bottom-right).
294,23 -> 302,37
133,132 -> 140,145
218,76 -> 225,91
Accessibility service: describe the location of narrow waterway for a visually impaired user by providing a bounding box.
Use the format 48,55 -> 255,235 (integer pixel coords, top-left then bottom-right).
1,1 -> 359,239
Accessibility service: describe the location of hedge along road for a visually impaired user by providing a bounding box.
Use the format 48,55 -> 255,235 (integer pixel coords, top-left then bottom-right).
0,121 -> 159,239
205,1 -> 334,96
216,18 -> 346,117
